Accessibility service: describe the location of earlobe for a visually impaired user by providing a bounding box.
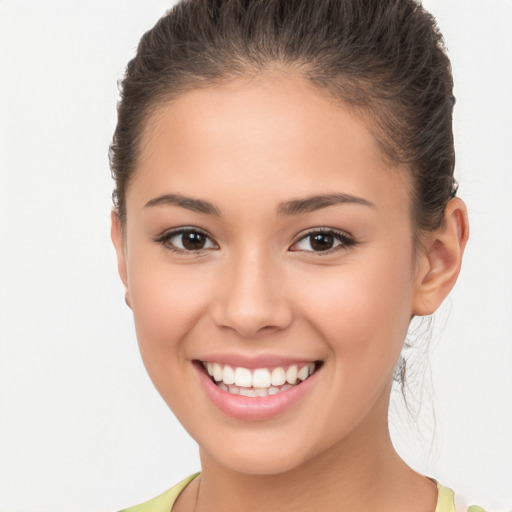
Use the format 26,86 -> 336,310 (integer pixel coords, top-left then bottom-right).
110,210 -> 132,309
412,198 -> 469,316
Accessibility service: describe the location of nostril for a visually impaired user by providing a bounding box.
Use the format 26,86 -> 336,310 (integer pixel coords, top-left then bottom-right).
209,267 -> 294,337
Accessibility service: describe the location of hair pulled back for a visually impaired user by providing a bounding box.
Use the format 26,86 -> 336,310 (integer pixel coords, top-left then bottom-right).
110,0 -> 456,232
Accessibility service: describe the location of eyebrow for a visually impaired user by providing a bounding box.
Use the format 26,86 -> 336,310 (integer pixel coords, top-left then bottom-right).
277,193 -> 376,216
144,192 -> 375,217
144,194 -> 221,216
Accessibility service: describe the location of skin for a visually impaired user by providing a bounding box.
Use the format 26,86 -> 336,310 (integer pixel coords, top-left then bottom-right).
112,73 -> 469,512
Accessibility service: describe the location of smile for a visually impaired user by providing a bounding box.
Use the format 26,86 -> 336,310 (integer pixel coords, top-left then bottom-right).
202,361 -> 319,398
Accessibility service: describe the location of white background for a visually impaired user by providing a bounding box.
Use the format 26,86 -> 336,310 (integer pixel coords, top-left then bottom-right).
0,1 -> 511,511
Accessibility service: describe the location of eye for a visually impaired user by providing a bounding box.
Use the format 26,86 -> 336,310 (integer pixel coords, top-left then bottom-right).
155,228 -> 218,253
290,229 -> 355,253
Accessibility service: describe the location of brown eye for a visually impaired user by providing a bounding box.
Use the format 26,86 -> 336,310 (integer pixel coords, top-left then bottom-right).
181,231 -> 207,250
290,229 -> 355,253
157,228 -> 218,252
309,233 -> 335,251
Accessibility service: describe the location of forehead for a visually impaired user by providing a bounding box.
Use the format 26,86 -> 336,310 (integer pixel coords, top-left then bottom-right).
130,74 -> 411,215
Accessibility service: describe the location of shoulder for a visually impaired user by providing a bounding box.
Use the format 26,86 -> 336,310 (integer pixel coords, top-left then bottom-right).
118,473 -> 200,512
436,482 -> 488,512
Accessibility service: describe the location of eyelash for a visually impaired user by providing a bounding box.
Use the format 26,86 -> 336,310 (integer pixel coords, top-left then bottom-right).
290,228 -> 357,255
154,227 -> 218,254
154,227 -> 356,255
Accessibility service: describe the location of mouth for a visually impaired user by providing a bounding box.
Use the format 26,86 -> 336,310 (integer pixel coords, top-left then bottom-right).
199,360 -> 323,398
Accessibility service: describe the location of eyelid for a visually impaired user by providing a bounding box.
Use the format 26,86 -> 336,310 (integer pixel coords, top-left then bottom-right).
153,226 -> 219,253
289,227 -> 356,253
153,226 -> 355,254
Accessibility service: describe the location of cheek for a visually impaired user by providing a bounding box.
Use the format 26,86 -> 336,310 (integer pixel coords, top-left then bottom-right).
127,252 -> 211,373
293,248 -> 414,375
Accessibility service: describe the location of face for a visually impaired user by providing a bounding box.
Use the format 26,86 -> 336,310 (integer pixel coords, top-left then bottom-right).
115,74 -> 425,475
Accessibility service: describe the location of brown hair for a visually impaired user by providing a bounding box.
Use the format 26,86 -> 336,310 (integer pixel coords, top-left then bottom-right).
110,0 -> 456,232
110,0 -> 457,395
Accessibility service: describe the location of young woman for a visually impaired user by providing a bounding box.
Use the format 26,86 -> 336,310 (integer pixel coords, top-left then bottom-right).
110,1 -> 483,510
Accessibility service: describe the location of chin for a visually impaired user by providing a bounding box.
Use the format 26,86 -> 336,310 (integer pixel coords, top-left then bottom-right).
197,428 -> 328,476
208,447 -> 309,476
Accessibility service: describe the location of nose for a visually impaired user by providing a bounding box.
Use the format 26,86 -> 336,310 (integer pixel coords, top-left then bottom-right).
210,248 -> 293,338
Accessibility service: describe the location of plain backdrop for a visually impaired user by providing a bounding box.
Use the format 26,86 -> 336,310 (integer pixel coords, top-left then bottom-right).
0,1 -> 511,511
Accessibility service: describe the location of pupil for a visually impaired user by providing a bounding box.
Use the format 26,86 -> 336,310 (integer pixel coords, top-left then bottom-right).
310,233 -> 334,251
182,232 -> 205,250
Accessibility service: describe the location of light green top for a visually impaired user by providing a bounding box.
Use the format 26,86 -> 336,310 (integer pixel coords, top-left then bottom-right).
119,473 -> 486,512
119,473 -> 200,512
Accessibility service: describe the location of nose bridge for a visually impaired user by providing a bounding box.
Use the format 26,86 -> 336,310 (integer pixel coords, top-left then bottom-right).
212,244 -> 292,337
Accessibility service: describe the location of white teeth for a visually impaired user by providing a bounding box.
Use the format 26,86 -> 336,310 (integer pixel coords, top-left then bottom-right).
203,361 -> 318,395
297,365 -> 309,381
271,367 -> 286,386
234,367 -> 252,387
286,365 -> 298,385
222,365 -> 235,385
252,368 -> 272,388
217,382 -> 291,397
239,387 -> 257,397
213,363 -> 223,382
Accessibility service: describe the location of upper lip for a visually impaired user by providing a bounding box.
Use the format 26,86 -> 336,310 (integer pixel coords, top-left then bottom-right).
195,353 -> 321,369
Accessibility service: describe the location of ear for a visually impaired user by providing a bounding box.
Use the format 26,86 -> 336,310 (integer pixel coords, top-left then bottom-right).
110,210 -> 132,309
412,198 -> 469,316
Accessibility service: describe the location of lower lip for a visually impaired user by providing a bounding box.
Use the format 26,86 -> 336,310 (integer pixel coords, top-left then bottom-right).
194,362 -> 320,421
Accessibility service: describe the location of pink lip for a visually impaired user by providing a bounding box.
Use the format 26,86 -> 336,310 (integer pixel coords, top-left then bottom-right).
194,361 -> 321,421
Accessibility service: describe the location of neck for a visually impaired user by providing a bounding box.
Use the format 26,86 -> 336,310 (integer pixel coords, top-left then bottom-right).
194,398 -> 437,512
